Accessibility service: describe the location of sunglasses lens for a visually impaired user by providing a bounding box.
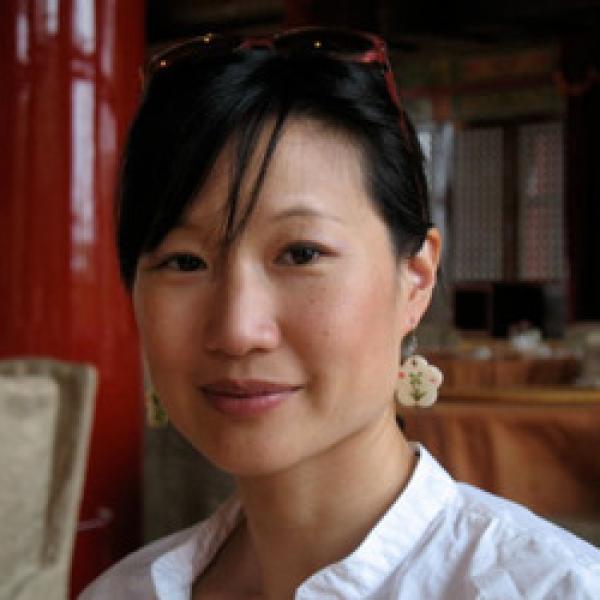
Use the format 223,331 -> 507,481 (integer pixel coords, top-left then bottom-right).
275,28 -> 374,57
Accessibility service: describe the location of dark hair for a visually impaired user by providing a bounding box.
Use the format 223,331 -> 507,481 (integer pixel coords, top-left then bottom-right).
117,48 -> 431,289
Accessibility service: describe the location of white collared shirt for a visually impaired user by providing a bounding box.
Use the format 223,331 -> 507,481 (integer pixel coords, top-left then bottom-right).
80,445 -> 600,599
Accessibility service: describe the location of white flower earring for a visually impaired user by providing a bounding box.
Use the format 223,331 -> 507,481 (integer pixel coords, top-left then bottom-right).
395,333 -> 443,408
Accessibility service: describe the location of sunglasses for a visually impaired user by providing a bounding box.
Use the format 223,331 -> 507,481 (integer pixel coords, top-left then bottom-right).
144,26 -> 407,134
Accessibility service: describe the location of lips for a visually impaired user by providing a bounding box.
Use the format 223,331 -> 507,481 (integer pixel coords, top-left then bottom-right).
200,379 -> 302,417
202,379 -> 301,396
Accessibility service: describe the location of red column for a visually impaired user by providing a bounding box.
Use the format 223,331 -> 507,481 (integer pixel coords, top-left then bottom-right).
0,0 -> 144,594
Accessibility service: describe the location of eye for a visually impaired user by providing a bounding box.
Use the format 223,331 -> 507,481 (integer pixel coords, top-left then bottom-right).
159,253 -> 206,272
278,243 -> 323,266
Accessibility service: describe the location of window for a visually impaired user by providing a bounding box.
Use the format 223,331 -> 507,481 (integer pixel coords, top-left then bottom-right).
453,127 -> 504,281
518,122 -> 565,281
451,120 -> 565,284
418,119 -> 567,336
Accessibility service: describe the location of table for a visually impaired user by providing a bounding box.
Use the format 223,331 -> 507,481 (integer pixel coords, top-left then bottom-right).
398,386 -> 600,543
424,353 -> 580,387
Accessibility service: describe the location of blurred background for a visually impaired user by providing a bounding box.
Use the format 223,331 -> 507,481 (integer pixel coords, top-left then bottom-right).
1,1 -> 599,598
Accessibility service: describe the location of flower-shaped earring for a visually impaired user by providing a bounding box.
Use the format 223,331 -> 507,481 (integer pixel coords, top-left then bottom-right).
395,355 -> 443,408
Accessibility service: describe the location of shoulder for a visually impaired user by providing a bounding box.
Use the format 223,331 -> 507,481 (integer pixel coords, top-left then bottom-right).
391,446 -> 600,598
438,482 -> 600,597
453,482 -> 599,560
78,524 -> 201,600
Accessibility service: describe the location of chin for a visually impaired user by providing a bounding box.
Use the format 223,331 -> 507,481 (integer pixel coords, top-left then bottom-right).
206,447 -> 303,479
179,425 -> 305,479
168,401 -> 314,477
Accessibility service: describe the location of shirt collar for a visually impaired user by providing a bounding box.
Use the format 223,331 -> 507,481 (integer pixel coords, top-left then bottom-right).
295,443 -> 457,598
149,444 -> 456,599
150,494 -> 243,599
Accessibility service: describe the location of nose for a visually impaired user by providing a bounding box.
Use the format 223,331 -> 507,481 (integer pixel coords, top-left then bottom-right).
204,262 -> 280,357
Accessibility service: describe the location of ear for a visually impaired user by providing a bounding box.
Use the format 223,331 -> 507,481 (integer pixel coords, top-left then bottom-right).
398,228 -> 441,330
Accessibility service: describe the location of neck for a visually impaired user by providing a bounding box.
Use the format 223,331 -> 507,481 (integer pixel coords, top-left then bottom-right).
235,404 -> 415,600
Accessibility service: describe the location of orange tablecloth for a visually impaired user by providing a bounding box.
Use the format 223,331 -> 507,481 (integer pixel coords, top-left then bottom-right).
398,387 -> 600,518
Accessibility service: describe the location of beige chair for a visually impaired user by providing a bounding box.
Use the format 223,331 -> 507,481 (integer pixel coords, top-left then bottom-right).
0,359 -> 97,600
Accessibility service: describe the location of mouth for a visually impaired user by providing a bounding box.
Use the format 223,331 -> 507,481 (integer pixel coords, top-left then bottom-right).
200,379 -> 303,417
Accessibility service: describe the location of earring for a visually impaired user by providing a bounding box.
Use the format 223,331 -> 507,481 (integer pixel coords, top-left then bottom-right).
395,334 -> 443,408
146,389 -> 169,428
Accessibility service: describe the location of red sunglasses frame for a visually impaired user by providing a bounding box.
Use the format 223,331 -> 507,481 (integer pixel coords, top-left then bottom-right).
144,27 -> 405,131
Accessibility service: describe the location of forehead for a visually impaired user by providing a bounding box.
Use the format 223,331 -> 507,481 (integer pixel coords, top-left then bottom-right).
182,116 -> 372,229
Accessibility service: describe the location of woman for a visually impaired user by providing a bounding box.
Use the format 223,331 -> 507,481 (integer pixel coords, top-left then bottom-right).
82,28 -> 600,599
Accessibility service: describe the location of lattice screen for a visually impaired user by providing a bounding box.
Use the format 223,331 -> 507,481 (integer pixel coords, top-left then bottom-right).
517,122 -> 565,280
453,128 -> 504,281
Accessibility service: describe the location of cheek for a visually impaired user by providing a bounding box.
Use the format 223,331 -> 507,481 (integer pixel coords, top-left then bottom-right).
287,269 -> 402,376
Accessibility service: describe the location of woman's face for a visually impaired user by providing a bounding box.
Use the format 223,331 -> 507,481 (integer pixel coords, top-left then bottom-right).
133,118 -> 438,476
